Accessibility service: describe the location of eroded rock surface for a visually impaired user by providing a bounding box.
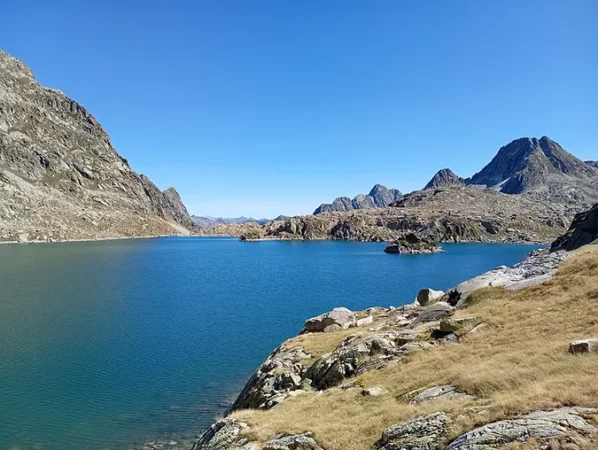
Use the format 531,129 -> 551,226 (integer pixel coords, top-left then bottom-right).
377,412 -> 452,450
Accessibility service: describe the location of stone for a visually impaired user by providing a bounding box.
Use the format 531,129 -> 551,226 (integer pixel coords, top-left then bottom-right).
362,386 -> 387,397
410,303 -> 454,327
263,434 -> 323,450
378,412 -> 451,450
354,315 -> 374,327
407,385 -> 476,404
416,288 -> 445,306
552,203 -> 598,251
569,338 -> 598,354
447,407 -> 598,449
439,316 -> 483,336
191,418 -> 250,450
301,307 -> 356,333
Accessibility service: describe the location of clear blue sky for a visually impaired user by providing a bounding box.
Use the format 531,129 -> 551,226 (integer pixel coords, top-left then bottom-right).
2,1 -> 596,218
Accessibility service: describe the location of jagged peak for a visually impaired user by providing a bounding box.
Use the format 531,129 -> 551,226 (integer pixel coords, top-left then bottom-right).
424,168 -> 463,190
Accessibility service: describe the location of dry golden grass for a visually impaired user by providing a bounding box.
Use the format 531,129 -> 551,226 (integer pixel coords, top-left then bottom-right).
234,245 -> 598,450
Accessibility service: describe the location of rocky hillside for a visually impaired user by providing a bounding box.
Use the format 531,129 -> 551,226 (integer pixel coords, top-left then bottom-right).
314,184 -> 402,214
192,231 -> 598,450
467,136 -> 598,206
214,186 -> 572,244
0,49 -> 196,242
552,203 -> 598,252
424,168 -> 464,190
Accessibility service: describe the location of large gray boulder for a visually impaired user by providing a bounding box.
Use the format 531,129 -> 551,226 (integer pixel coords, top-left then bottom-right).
447,407 -> 598,449
551,203 -> 598,251
569,338 -> 598,354
301,307 -> 356,333
191,418 -> 251,450
416,288 -> 445,306
378,412 -> 451,450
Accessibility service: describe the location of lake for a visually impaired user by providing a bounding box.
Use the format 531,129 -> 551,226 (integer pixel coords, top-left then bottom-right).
0,237 -> 541,450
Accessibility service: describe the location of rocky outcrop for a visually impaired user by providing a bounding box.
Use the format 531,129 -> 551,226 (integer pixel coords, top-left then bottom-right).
424,169 -> 464,190
384,233 -> 443,254
301,307 -> 356,333
447,407 -> 598,449
446,250 -> 571,307
0,49 -> 196,242
551,203 -> 598,251
313,184 -> 402,214
377,412 -> 452,450
416,288 -> 445,306
466,136 -> 598,207
569,339 -> 598,354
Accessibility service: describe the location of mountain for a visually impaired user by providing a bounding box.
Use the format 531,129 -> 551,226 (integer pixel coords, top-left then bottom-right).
192,216 -> 270,228
466,136 -> 598,205
0,49 -> 196,242
314,184 -> 402,214
424,168 -> 464,190
585,161 -> 598,169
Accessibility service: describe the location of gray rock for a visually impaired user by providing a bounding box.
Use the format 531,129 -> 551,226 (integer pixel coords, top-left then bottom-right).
410,303 -> 454,327
552,203 -> 598,252
569,338 -> 598,354
407,385 -> 476,404
439,316 -> 483,336
378,412 -> 451,450
302,307 -> 356,333
362,386 -> 387,397
416,288 -> 445,306
191,418 -> 250,450
424,169 -> 464,190
447,407 -> 598,449
446,251 -> 571,307
263,434 -> 322,450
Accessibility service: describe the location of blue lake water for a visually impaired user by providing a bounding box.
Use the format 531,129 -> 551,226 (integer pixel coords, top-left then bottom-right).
0,237 -> 541,450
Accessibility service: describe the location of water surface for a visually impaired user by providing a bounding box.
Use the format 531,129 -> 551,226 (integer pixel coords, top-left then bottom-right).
0,238 -> 541,450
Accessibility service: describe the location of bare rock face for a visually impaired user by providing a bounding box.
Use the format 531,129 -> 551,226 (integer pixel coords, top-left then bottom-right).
0,49 -> 196,242
551,203 -> 598,252
377,412 -> 452,450
424,169 -> 464,190
313,184 -> 402,214
447,407 -> 598,449
384,233 -> 443,254
301,307 -> 356,333
467,136 -> 598,207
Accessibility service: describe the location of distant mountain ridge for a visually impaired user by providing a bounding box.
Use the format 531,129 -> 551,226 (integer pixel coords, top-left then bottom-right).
192,216 -> 270,228
314,184 -> 402,214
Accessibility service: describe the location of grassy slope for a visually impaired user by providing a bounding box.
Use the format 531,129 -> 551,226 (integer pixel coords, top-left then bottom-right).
234,245 -> 598,449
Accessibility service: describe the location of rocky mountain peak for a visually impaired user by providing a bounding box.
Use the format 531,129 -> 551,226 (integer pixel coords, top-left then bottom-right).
466,136 -> 598,206
424,169 -> 463,190
314,184 -> 402,214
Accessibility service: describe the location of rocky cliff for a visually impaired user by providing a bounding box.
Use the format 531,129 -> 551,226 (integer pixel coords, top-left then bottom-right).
314,184 -> 402,214
551,203 -> 598,252
191,234 -> 598,450
467,136 -> 598,206
0,49 -> 196,242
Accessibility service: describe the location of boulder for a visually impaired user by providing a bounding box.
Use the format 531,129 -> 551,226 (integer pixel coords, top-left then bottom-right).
447,407 -> 598,449
403,385 -> 476,404
439,316 -> 484,336
416,288 -> 445,306
354,315 -> 374,327
263,434 -> 322,450
410,303 -> 454,327
569,338 -> 598,354
551,203 -> 598,252
191,418 -> 250,450
301,307 -> 356,333
377,412 -> 451,450
362,386 -> 387,397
